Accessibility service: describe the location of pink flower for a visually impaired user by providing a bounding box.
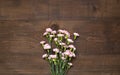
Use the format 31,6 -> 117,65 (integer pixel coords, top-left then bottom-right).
49,55 -> 57,59
61,57 -> 66,60
43,44 -> 51,49
72,53 -> 76,57
64,30 -> 70,37
53,48 -> 59,53
64,50 -> 71,56
58,29 -> 64,33
52,30 -> 57,34
68,45 -> 76,50
64,50 -> 76,57
58,29 -> 70,37
43,32 -> 48,36
46,28 -> 52,32
42,54 -> 48,58
69,52 -> 76,57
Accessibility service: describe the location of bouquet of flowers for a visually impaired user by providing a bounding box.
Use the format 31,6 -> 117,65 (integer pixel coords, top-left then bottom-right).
40,28 -> 79,75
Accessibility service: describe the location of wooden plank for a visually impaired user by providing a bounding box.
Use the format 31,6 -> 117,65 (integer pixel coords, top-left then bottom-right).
0,0 -> 49,20
0,20 -> 120,75
0,20 -> 120,55
58,0 -> 120,20
0,0 -> 120,75
0,54 -> 120,74
0,0 -> 119,20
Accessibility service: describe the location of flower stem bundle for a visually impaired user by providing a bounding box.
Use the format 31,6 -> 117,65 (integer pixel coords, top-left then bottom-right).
40,28 -> 79,75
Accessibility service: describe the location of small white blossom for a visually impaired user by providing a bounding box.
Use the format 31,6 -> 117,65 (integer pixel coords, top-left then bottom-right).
40,41 -> 45,44
58,29 -> 64,33
74,32 -> 79,36
64,30 -> 70,37
64,50 -> 71,56
68,45 -> 76,50
64,45 -> 68,48
54,38 -> 58,41
67,39 -> 74,43
52,30 -> 57,34
64,50 -> 76,57
62,53 -> 65,56
43,32 -> 48,36
46,28 -> 52,32
68,62 -> 73,66
43,44 -> 51,49
42,54 -> 48,58
58,29 -> 70,37
59,42 -> 66,46
61,57 -> 66,60
49,55 -> 57,59
72,53 -> 76,57
48,56 -> 51,60
59,51 -> 62,54
69,52 -> 76,57
49,35 -> 55,38
53,48 -> 59,53
57,34 -> 64,37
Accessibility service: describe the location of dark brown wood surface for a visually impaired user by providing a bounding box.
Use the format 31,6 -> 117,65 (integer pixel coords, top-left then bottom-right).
0,0 -> 120,75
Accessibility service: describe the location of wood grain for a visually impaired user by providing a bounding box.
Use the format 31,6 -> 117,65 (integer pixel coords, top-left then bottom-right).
0,0 -> 120,75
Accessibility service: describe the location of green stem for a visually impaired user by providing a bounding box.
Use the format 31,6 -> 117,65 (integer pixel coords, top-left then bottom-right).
50,62 -> 55,75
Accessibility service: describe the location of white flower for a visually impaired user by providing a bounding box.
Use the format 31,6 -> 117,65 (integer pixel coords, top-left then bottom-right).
67,39 -> 74,43
40,41 -> 45,44
49,35 -> 55,38
48,56 -> 51,59
57,34 -> 64,37
62,53 -> 65,56
54,38 -> 58,41
68,62 -> 72,66
64,30 -> 70,37
64,50 -> 71,56
49,55 -> 57,59
64,45 -> 68,48
43,44 -> 51,49
52,30 -> 57,34
42,54 -> 48,58
59,51 -> 62,54
43,32 -> 48,36
59,42 -> 66,46
68,45 -> 76,50
61,57 -> 66,60
58,29 -> 70,37
72,53 -> 76,57
74,32 -> 79,36
53,48 -> 59,53
58,29 -> 64,33
69,52 -> 76,57
69,53 -> 73,57
46,28 -> 52,32
64,50 -> 76,57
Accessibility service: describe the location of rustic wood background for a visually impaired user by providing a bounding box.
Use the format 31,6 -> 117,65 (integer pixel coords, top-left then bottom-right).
0,0 -> 120,75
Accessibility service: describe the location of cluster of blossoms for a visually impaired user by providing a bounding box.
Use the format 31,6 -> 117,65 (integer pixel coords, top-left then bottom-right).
40,28 -> 79,75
